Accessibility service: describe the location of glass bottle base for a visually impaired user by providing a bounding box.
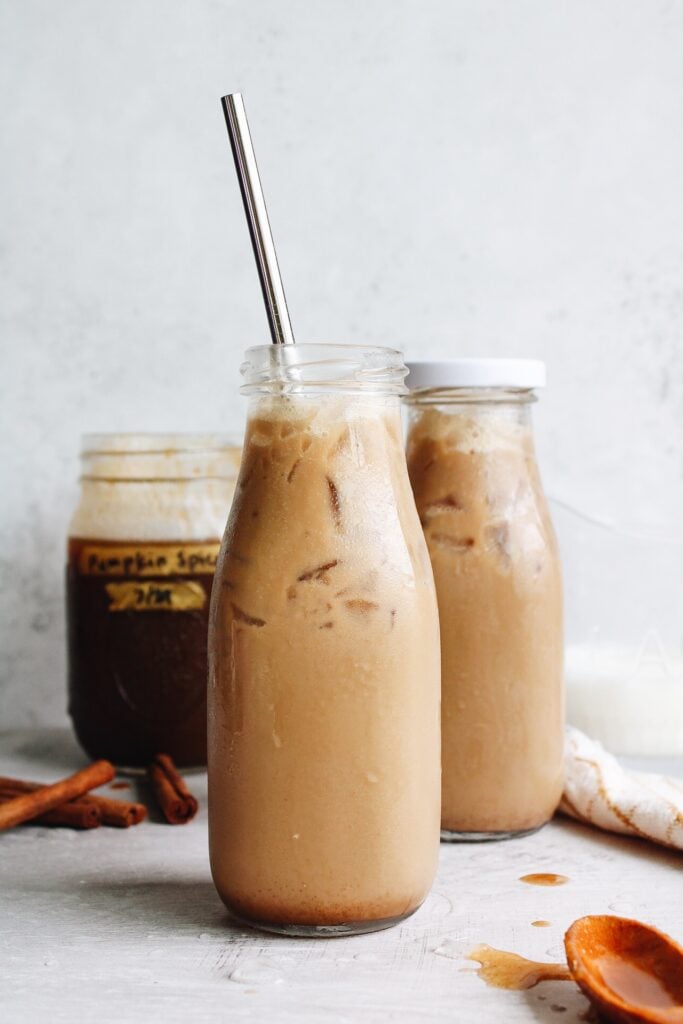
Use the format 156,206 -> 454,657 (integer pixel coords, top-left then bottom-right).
440,824 -> 545,843
228,905 -> 421,938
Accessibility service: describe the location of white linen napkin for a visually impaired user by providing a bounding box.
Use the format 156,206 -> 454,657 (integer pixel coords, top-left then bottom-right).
561,726 -> 683,851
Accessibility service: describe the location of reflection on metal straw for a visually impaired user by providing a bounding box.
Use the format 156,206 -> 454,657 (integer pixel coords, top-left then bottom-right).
221,93 -> 295,346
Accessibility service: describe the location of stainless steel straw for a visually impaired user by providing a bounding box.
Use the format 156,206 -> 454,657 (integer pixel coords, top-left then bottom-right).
221,93 -> 295,346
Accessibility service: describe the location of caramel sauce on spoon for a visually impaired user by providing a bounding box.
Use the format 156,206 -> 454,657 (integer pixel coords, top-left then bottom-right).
596,957 -> 680,1010
565,915 -> 683,1024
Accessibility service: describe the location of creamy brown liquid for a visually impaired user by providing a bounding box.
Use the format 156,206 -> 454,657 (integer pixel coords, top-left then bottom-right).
406,403 -> 564,835
467,944 -> 571,989
208,396 -> 441,930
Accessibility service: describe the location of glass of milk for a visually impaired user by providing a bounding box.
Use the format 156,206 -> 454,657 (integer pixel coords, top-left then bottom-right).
552,500 -> 683,755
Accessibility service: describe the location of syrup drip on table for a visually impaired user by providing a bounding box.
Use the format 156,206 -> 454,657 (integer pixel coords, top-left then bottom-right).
520,873 -> 569,886
467,944 -> 571,990
532,920 -> 552,927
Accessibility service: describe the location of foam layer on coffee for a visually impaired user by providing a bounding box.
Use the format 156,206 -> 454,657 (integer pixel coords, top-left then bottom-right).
412,405 -> 531,454
247,393 -> 398,436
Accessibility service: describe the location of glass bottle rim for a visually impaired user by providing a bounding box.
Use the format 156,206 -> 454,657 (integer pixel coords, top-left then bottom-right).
240,343 -> 408,395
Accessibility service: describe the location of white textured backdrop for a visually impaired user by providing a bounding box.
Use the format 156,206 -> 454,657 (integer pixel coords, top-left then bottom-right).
2,0 -> 682,727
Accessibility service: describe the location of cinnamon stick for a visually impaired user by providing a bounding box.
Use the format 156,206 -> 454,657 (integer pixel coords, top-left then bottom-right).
0,760 -> 115,831
0,777 -> 147,828
0,781 -> 101,829
82,792 -> 147,827
148,753 -> 198,824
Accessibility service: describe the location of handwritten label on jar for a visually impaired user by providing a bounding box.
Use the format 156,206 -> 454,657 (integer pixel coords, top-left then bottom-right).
105,581 -> 207,612
77,543 -> 221,578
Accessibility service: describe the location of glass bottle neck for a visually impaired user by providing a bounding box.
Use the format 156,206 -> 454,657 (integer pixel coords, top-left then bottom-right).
405,387 -> 537,407
245,391 -> 403,420
240,344 -> 408,396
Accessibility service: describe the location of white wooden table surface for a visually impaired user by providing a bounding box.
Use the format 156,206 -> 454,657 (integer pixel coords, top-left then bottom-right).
1,729 -> 681,1024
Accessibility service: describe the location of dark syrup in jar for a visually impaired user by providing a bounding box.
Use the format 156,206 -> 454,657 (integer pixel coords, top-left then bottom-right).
67,537 -> 220,768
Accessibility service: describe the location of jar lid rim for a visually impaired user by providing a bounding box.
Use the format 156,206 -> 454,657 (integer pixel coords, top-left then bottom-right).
80,433 -> 241,455
406,359 -> 546,390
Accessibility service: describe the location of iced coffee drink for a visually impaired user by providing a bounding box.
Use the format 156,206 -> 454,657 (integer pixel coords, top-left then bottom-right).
67,435 -> 240,767
208,345 -> 441,934
405,361 -> 564,838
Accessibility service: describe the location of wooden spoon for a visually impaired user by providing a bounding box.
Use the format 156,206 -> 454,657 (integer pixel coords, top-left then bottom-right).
565,915 -> 683,1024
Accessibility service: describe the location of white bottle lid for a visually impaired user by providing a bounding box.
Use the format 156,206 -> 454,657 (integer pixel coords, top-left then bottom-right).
406,358 -> 546,390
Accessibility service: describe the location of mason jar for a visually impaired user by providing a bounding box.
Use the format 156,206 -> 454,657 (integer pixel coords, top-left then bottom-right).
208,344 -> 441,935
405,360 -> 564,840
67,433 -> 241,768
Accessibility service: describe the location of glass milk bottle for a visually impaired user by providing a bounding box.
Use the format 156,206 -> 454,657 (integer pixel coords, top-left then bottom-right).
405,360 -> 564,840
67,434 -> 240,768
208,345 -> 441,935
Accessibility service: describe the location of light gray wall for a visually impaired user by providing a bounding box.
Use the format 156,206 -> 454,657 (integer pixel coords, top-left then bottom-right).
2,0 -> 682,726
